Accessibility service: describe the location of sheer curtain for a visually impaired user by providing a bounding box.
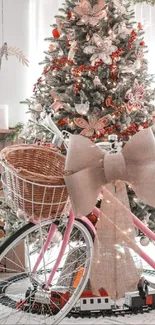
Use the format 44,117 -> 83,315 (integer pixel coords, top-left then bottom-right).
134,3 -> 155,74
27,0 -> 63,96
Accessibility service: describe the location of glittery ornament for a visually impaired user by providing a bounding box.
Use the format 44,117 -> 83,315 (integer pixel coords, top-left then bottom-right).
140,236 -> 150,247
49,44 -> 55,51
138,22 -> 143,30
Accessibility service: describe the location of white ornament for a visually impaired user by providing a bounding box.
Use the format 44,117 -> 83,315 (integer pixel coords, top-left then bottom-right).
34,103 -> 43,112
68,40 -> 77,61
17,209 -> 26,220
93,76 -> 106,89
40,111 -> 46,119
117,22 -> 131,39
75,101 -> 90,115
140,236 -> 150,247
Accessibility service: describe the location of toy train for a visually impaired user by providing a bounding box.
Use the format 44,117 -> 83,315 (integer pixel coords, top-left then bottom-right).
16,278 -> 155,317
69,287 -> 155,318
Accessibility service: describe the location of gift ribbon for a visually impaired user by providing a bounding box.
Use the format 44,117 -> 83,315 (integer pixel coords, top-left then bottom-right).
64,127 -> 155,299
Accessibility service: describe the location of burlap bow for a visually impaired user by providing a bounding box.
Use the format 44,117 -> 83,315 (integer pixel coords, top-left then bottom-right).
64,127 -> 155,299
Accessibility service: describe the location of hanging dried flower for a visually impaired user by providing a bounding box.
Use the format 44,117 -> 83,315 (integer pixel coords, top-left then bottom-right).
0,42 -> 29,69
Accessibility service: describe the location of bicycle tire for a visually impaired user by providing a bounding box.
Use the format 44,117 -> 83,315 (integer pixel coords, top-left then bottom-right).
0,218 -> 94,325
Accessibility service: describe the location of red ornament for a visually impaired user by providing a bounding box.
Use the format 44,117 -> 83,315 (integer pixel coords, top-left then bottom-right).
67,11 -> 72,20
66,40 -> 71,47
52,28 -> 60,39
58,119 -> 68,126
105,96 -> 112,107
140,41 -> 145,46
73,83 -> 80,94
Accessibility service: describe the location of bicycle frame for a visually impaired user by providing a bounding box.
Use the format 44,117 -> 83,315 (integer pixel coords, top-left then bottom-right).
31,207 -> 96,289
31,186 -> 155,289
3,117 -> 155,288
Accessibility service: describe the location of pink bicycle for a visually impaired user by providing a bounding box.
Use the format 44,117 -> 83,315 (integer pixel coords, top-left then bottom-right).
0,123 -> 155,325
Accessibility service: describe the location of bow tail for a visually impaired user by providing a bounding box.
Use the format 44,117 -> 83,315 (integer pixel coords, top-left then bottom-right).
90,183 -> 143,300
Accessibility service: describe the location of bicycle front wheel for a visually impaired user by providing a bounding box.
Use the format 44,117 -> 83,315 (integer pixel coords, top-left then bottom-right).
0,218 -> 93,325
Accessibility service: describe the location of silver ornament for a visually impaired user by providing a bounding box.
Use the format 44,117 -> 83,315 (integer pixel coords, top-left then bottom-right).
140,236 -> 150,246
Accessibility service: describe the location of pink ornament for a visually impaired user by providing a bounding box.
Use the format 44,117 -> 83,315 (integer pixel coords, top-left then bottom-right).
68,40 -> 77,60
51,90 -> 62,112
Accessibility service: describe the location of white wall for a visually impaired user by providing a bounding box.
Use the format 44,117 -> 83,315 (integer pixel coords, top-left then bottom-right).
0,0 -> 29,126
0,0 -> 155,126
135,3 -> 155,75
0,0 -> 63,126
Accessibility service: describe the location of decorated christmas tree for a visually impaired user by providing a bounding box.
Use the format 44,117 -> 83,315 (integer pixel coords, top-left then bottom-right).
16,0 -> 155,236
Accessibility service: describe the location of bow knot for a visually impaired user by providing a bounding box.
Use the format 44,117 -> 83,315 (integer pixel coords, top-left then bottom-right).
65,127 -> 155,217
104,152 -> 127,184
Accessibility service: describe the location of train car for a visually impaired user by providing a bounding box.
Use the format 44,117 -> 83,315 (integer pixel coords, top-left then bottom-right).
72,287 -> 113,314
79,295 -> 113,312
124,289 -> 155,312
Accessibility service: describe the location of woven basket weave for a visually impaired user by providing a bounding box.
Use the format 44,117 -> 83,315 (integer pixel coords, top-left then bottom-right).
0,144 -> 68,220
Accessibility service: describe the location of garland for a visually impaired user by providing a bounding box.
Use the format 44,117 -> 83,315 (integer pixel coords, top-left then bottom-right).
133,0 -> 155,4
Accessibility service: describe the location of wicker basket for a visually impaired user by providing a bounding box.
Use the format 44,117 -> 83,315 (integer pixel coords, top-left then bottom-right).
0,144 -> 68,221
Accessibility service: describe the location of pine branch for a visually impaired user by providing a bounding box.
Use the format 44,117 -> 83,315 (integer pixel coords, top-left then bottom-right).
7,47 -> 29,66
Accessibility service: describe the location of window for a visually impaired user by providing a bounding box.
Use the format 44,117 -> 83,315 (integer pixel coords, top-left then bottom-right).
97,298 -> 101,303
83,299 -> 87,304
90,299 -> 94,304
105,298 -> 109,303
